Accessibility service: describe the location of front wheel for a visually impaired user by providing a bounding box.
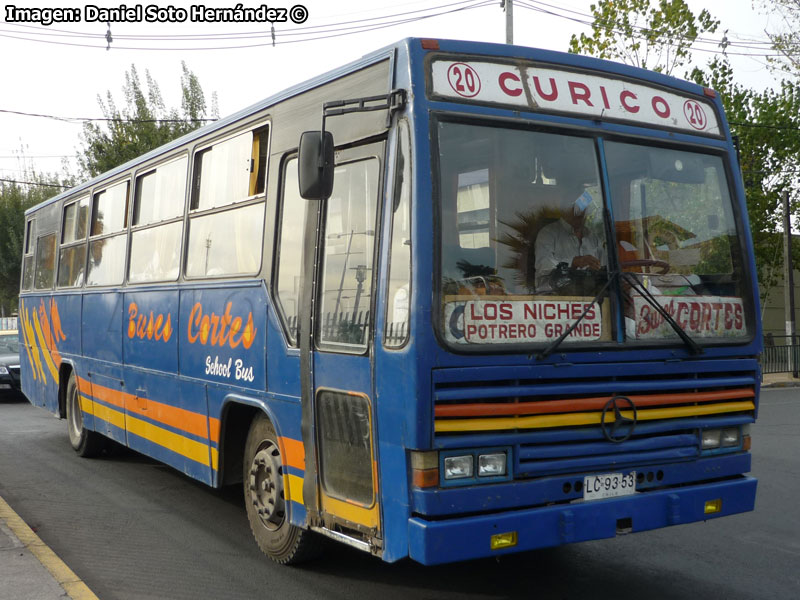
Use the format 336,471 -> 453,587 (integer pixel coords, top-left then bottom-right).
243,414 -> 322,565
65,371 -> 105,457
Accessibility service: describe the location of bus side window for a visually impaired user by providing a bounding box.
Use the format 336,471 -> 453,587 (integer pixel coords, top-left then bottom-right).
57,196 -> 89,288
21,219 -> 35,290
385,120 -> 411,348
87,180 -> 129,287
190,125 -> 269,211
274,157 -> 306,345
129,156 -> 187,283
33,233 -> 57,290
185,125 -> 268,279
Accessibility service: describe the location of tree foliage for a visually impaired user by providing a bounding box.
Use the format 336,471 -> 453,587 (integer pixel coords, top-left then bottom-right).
568,0 -> 720,75
79,62 -> 217,178
759,0 -> 800,77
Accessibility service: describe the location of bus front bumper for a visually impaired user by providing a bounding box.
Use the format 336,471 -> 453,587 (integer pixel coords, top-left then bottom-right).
407,476 -> 756,565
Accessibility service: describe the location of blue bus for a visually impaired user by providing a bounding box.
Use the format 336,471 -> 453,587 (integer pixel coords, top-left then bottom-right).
19,38 -> 760,565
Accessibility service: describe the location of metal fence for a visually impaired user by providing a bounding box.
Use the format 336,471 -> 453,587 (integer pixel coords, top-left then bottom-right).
762,335 -> 800,375
0,317 -> 18,331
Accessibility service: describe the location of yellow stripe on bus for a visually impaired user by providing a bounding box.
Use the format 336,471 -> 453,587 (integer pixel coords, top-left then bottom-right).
287,473 -> 304,505
31,310 -> 59,383
320,495 -> 380,529
126,415 -> 211,467
23,307 -> 45,383
84,399 -> 212,468
210,447 -> 219,471
91,401 -> 126,431
434,401 -> 756,433
79,394 -> 95,415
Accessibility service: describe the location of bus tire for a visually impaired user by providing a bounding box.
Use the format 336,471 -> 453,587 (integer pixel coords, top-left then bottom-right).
65,372 -> 105,458
243,413 -> 322,565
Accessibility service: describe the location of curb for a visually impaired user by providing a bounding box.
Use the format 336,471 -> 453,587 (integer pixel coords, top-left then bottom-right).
0,496 -> 98,600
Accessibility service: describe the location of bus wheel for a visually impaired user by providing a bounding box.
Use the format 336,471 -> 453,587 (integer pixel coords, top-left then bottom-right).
65,372 -> 104,457
243,414 -> 322,565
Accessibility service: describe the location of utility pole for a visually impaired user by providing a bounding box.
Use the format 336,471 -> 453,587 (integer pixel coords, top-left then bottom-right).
783,190 -> 797,377
504,0 -> 513,45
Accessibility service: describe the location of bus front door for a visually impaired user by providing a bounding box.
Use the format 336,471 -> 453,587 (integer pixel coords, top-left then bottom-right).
304,141 -> 384,546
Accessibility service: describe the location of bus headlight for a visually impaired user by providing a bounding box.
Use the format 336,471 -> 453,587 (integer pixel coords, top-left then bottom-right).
443,455 -> 473,480
701,429 -> 721,449
0,366 -> 8,375
478,453 -> 507,477
721,428 -> 740,447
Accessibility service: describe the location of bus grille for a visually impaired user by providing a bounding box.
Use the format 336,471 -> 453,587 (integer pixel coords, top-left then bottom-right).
432,359 -> 758,478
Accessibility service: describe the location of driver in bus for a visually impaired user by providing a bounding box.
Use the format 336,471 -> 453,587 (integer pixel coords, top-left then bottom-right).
534,183 -> 606,291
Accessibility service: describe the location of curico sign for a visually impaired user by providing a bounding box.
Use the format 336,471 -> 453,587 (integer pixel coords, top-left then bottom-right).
430,59 -> 720,136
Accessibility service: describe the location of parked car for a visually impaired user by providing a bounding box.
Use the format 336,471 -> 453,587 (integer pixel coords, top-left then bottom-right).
0,331 -> 22,399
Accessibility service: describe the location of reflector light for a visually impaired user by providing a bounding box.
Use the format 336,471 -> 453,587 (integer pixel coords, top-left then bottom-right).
490,531 -> 518,550
412,468 -> 439,488
704,499 -> 722,514
421,39 -> 440,50
703,87 -> 717,98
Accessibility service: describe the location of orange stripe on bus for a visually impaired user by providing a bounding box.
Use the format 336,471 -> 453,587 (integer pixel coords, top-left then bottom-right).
77,376 -> 211,441
208,418 -> 220,445
279,437 -> 305,471
434,387 -> 756,418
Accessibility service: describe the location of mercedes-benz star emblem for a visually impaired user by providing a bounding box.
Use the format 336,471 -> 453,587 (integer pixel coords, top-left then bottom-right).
600,395 -> 637,443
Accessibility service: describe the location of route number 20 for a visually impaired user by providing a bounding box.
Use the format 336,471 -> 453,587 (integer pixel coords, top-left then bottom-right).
447,63 -> 481,98
683,100 -> 708,130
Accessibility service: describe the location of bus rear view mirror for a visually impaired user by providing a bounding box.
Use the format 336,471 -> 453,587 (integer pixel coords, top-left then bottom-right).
298,131 -> 334,200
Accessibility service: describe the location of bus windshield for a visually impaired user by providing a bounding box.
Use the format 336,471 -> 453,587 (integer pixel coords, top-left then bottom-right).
436,121 -> 752,348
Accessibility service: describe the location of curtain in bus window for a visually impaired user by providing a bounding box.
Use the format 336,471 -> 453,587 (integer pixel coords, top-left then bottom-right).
185,203 -> 265,277
62,197 -> 89,244
193,133 -> 252,212
34,234 -> 57,290
134,157 -> 187,225
87,234 -> 126,286
318,158 -> 379,348
91,182 -> 129,236
129,222 -> 182,283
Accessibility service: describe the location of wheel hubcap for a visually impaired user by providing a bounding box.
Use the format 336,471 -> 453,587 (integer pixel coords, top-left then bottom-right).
248,441 -> 285,531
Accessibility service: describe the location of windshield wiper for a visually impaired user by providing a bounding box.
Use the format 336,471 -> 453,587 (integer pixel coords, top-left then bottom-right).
536,269 -> 703,360
623,272 -> 703,356
537,273 -> 616,360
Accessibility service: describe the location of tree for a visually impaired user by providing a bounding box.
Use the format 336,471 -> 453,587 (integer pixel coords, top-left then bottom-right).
79,62 -> 218,178
568,0 -> 720,76
691,58 -> 800,307
0,167 -> 70,316
759,0 -> 800,77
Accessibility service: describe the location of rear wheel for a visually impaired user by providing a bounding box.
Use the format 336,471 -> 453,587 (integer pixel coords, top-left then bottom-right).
243,413 -> 322,565
65,371 -> 105,457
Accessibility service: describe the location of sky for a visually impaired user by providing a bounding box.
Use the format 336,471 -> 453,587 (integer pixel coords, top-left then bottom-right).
0,0 -> 788,186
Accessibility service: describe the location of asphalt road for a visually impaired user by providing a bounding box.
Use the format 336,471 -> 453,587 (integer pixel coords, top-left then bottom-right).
0,389 -> 798,600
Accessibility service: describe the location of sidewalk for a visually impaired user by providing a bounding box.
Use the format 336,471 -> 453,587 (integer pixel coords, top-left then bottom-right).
761,372 -> 800,388
0,496 -> 97,600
